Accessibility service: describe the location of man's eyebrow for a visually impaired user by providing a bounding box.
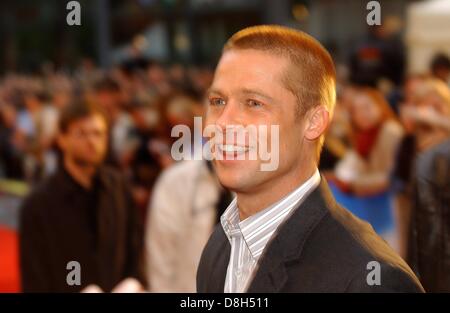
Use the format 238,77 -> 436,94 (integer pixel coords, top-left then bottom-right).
241,88 -> 274,101
206,87 -> 274,101
206,87 -> 224,97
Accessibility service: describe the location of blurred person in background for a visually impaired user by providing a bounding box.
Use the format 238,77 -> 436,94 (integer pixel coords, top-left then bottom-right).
404,78 -> 450,292
327,87 -> 404,249
19,100 -> 146,292
146,160 -> 232,292
392,77 -> 449,217
409,138 -> 450,292
393,78 -> 450,261
401,78 -> 450,151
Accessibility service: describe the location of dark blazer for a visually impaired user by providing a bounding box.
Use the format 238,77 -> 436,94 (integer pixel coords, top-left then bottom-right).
197,178 -> 424,293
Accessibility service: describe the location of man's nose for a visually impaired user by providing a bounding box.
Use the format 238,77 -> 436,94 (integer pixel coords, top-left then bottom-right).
85,131 -> 105,145
215,101 -> 243,130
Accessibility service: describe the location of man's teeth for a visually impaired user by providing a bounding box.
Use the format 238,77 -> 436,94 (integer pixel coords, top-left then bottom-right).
218,144 -> 249,153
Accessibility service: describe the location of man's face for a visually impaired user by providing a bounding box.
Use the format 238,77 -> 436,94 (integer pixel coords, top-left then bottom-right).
59,114 -> 108,167
351,93 -> 382,130
205,49 -> 307,194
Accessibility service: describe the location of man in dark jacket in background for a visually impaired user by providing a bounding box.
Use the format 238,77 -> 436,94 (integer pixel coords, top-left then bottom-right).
19,100 -> 146,292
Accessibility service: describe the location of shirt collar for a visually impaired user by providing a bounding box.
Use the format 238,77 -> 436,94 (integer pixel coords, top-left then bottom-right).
220,169 -> 321,258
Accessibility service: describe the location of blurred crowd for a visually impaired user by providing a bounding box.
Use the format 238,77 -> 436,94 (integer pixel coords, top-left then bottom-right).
1,28 -> 450,293
0,60 -> 213,213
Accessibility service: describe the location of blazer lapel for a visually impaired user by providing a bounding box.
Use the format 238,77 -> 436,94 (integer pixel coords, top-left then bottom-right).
207,228 -> 231,292
246,178 -> 335,292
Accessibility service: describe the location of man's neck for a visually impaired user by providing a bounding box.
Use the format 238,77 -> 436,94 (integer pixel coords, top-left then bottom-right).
64,158 -> 97,190
236,163 -> 317,221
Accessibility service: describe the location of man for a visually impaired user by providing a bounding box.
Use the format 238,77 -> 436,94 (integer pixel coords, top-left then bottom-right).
19,101 -> 145,292
196,25 -> 424,293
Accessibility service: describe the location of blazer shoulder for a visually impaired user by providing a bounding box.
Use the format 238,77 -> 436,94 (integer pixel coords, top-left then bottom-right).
315,203 -> 424,292
344,261 -> 424,292
19,174 -> 63,230
20,174 -> 58,213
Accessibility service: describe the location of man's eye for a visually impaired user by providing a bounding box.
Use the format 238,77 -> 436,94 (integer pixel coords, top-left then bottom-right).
210,98 -> 226,106
247,99 -> 263,107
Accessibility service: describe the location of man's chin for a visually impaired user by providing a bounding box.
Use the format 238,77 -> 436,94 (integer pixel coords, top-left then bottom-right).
216,172 -> 255,193
213,160 -> 264,191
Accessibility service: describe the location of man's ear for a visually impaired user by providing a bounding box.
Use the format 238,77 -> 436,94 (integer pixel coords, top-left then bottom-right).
304,105 -> 330,141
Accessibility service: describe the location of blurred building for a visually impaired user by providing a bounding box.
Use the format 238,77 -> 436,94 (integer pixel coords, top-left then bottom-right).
406,0 -> 450,74
0,0 -> 422,73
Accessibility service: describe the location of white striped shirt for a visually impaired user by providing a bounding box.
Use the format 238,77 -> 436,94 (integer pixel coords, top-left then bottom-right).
220,169 -> 321,293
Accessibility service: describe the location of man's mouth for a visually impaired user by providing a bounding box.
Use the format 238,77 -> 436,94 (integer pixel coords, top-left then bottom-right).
217,144 -> 250,153
215,144 -> 253,160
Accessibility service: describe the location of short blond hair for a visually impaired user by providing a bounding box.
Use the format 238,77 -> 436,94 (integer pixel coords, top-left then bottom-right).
223,25 -> 336,117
